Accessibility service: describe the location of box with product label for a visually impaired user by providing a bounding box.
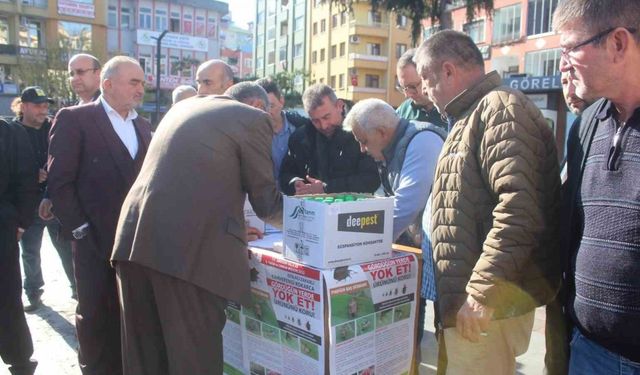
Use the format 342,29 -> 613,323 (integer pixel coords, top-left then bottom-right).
244,197 -> 266,233
230,247 -> 418,375
283,194 -> 394,269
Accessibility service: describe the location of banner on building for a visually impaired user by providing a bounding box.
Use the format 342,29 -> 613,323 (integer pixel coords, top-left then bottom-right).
137,30 -> 209,52
58,0 -> 95,19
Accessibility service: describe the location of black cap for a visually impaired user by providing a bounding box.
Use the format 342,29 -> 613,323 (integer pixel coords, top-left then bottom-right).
20,86 -> 54,104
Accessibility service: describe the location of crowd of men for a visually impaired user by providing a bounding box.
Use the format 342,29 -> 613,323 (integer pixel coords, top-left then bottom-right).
0,0 -> 638,374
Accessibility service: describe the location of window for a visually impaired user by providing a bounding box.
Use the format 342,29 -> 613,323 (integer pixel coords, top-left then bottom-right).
294,43 -> 303,57
423,25 -> 439,40
330,75 -> 336,88
256,57 -> 264,70
524,48 -> 561,76
267,27 -> 275,40
155,9 -> 168,32
108,5 -> 117,27
267,50 -> 275,65
19,19 -> 41,48
207,16 -> 217,37
331,44 -> 336,58
182,52 -> 194,77
195,15 -> 206,36
244,58 -> 252,68
339,42 -> 345,56
396,43 -> 406,58
527,0 -> 558,36
319,78 -> 324,83
320,48 -> 325,61
493,4 -> 521,43
320,19 -> 326,33
267,0 -> 276,16
463,20 -> 485,43
369,11 -> 382,24
257,11 -> 265,23
332,14 -> 338,28
338,73 -> 344,88
279,46 -> 286,61
58,21 -> 92,50
183,13 -> 193,34
158,54 -> 167,76
121,7 -> 131,29
139,54 -> 152,75
365,74 -> 379,88
313,22 -> 317,35
294,15 -> 304,32
312,50 -> 317,63
340,11 -> 347,25
169,52 -> 180,76
139,7 -> 152,29
280,21 -> 288,36
0,18 -> 9,44
367,43 -> 381,55
396,14 -> 407,28
170,11 -> 180,32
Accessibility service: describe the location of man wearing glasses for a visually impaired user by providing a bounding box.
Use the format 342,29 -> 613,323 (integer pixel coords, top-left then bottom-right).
395,49 -> 447,130
68,54 -> 101,105
552,1 -> 640,374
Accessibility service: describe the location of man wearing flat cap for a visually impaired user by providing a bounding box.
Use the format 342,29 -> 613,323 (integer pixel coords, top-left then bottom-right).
9,87 -> 76,312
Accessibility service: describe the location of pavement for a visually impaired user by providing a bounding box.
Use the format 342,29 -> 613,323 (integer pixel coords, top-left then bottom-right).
2,232 -> 548,375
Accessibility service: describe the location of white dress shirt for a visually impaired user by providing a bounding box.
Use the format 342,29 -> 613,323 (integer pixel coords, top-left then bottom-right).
100,96 -> 139,159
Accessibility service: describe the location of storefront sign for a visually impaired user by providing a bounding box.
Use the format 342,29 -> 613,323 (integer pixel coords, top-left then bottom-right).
145,73 -> 195,90
58,0 -> 95,19
137,30 -> 208,52
504,75 -> 561,93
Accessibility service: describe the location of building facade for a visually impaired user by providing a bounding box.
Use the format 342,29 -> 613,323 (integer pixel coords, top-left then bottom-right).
308,1 -> 411,107
422,0 -> 569,157
107,0 -> 227,100
220,22 -> 253,79
0,0 -> 108,111
254,0 -> 307,93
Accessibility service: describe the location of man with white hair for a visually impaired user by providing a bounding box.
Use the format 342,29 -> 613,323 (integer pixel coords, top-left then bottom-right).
195,59 -> 234,95
343,98 -> 445,242
171,85 -> 196,105
48,56 -> 152,375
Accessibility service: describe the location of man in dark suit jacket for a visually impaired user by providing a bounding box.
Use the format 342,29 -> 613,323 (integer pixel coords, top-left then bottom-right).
47,56 -> 152,375
0,119 -> 39,375
111,83 -> 282,374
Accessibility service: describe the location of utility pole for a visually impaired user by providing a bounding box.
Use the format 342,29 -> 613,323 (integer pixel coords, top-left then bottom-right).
152,30 -> 168,125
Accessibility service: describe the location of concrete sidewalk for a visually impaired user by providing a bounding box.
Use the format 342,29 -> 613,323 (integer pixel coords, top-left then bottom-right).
1,233 -> 548,375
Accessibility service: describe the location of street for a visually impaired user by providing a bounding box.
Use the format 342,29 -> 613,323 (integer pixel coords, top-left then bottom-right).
3,232 -> 547,375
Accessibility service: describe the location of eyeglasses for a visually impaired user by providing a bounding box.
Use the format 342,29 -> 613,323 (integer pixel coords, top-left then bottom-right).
396,82 -> 421,93
69,68 -> 98,77
561,27 -> 637,59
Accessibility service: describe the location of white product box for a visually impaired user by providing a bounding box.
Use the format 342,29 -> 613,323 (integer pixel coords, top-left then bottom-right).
283,194 -> 394,269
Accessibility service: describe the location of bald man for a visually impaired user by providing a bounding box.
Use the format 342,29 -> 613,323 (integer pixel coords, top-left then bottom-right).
195,59 -> 234,95
68,53 -> 102,105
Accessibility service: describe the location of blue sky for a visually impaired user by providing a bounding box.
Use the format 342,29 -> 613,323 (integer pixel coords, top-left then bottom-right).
224,0 -> 256,29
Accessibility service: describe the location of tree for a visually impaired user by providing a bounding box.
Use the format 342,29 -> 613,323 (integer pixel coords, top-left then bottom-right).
272,69 -> 309,108
333,0 -> 494,44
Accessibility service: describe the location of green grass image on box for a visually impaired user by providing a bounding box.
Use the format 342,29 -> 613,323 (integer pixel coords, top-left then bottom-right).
376,309 -> 393,328
393,303 -> 412,322
330,288 -> 374,326
225,307 -> 240,324
223,363 -> 245,375
300,338 -> 320,360
335,321 -> 356,344
244,291 -> 278,326
356,314 -> 375,335
282,331 -> 300,351
261,323 -> 281,344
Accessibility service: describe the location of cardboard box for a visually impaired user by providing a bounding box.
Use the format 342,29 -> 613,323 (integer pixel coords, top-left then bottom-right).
283,194 -> 394,269
244,197 -> 266,233
223,247 -> 418,375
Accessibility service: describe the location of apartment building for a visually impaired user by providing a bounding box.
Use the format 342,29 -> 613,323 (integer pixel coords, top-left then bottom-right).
308,1 -> 411,107
0,0 -> 108,109
220,22 -> 253,79
422,0 -> 570,156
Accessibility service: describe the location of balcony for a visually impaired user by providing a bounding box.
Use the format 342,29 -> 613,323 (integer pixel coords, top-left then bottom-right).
348,53 -> 388,70
348,20 -> 388,38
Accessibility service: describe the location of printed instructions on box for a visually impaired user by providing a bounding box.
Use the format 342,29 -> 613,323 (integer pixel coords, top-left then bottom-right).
244,248 -> 325,375
324,253 -> 417,375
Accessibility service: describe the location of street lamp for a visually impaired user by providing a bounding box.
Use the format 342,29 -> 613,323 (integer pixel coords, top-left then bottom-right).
152,30 -> 168,125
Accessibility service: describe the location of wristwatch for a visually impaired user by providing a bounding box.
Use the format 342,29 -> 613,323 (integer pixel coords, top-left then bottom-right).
72,224 -> 89,240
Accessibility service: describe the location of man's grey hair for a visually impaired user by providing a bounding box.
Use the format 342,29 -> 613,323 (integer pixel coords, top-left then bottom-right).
100,56 -> 142,91
343,98 -> 399,133
171,85 -> 197,104
414,30 -> 484,77
552,0 -> 640,43
224,82 -> 270,109
69,53 -> 101,70
302,83 -> 338,113
397,48 -> 417,70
